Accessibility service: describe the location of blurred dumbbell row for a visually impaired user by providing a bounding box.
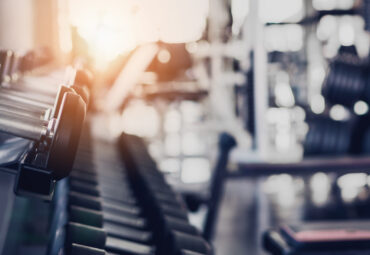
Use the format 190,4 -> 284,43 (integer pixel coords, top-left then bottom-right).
0,48 -> 92,197
304,46 -> 370,156
47,127 -> 211,255
119,133 -> 212,255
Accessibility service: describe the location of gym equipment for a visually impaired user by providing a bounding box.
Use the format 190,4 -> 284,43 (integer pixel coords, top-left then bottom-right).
67,222 -> 155,255
264,221 -> 370,254
302,45 -> 370,156
0,50 -> 91,107
321,47 -> 370,108
0,91 -> 85,179
0,50 -> 13,83
46,128 -> 212,255
69,205 -> 147,230
118,133 -> 213,255
0,49 -> 88,198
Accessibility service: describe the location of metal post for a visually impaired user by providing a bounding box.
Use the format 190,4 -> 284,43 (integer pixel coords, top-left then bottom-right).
203,132 -> 237,241
250,0 -> 268,158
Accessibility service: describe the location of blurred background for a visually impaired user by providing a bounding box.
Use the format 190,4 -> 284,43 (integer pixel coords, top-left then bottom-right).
3,0 -> 370,254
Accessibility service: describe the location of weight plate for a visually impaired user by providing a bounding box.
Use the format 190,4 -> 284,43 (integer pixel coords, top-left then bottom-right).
52,85 -> 74,119
75,69 -> 93,89
48,92 -> 86,179
71,85 -> 90,105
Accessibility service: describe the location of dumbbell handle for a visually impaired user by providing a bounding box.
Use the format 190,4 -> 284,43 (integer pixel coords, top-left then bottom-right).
0,87 -> 55,104
0,92 -> 50,109
0,110 -> 51,141
0,103 -> 49,120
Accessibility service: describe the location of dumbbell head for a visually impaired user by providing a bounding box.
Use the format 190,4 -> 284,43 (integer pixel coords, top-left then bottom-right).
75,69 -> 93,89
71,69 -> 93,105
304,115 -> 353,156
0,50 -> 13,84
8,52 -> 21,82
0,84 -> 76,123
169,231 -> 212,255
322,57 -> 366,107
47,92 -> 86,179
0,89 -> 86,179
66,222 -> 155,255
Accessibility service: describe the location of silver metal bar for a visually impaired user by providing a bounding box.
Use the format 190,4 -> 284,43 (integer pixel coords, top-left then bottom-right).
0,93 -> 50,109
231,156 -> 370,177
0,88 -> 55,105
0,110 -> 47,140
0,104 -> 44,120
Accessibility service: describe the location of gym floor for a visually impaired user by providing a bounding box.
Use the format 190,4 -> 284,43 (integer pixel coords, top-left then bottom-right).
211,173 -> 362,255
214,179 -> 259,255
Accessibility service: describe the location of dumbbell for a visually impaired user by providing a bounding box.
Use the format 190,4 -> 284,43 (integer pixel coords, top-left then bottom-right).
0,50 -> 14,84
322,46 -> 370,107
1,70 -> 90,108
120,135 -> 212,254
59,179 -> 156,252
69,206 -> 153,244
66,222 -> 155,255
52,178 -> 152,241
52,195 -> 152,245
0,50 -> 91,106
0,83 -> 77,122
181,251 -> 207,255
15,67 -> 92,105
130,168 -> 189,218
304,115 -> 353,156
0,90 -> 85,179
69,177 -> 137,205
69,204 -> 147,231
68,190 -> 140,217
156,215 -> 203,254
303,112 -> 370,156
167,231 -> 212,255
135,177 -> 210,255
49,188 -> 153,255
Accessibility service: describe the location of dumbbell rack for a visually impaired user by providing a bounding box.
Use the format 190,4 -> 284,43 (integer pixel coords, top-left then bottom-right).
46,122 -> 212,255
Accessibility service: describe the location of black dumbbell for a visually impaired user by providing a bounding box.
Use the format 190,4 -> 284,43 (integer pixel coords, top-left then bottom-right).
69,177 -> 137,205
69,205 -> 147,230
0,91 -> 85,179
51,178 -> 151,243
68,205 -> 152,244
70,243 -> 106,255
167,231 -> 212,255
322,46 -> 370,108
180,251 -> 206,255
66,222 -> 155,255
156,215 -> 202,254
68,191 -> 140,218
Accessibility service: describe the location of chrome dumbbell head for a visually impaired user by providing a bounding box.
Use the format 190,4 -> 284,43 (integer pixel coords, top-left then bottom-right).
0,50 -> 13,84
0,89 -> 86,179
0,85 -> 75,120
8,52 -> 21,82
